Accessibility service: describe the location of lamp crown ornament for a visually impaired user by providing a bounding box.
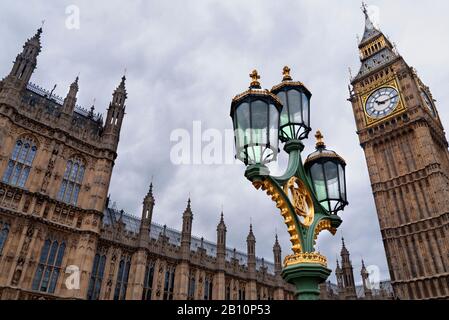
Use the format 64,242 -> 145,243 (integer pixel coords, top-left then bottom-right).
282,66 -> 293,81
315,130 -> 326,148
249,69 -> 261,89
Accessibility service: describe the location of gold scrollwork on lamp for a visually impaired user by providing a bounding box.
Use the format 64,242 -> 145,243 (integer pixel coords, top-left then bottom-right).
253,179 -> 303,253
283,177 -> 315,227
313,219 -> 337,246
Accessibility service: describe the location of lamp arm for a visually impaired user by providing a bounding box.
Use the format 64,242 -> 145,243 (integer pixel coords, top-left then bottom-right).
271,140 -> 327,215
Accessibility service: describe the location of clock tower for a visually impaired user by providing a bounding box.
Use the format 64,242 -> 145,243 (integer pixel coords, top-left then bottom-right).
349,4 -> 449,299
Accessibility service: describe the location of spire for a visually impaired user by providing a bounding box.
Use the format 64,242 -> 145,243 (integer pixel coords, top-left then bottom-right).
62,75 -> 79,114
360,2 -> 381,45
182,197 -> 192,218
181,197 -> 193,257
28,26 -> 43,47
144,182 -> 155,204
247,223 -> 255,241
119,75 -> 126,90
216,211 -> 227,262
217,210 -> 226,231
353,4 -> 398,81
273,233 -> 282,276
141,182 -> 155,229
341,237 -> 349,256
273,233 -> 280,249
8,26 -> 43,85
112,75 -> 127,106
103,74 -> 128,148
72,75 -> 79,88
247,223 -> 256,270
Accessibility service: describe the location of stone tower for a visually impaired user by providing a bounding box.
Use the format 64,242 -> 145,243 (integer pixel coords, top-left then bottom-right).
272,234 -> 285,300
173,198 -> 193,299
340,238 -> 357,299
361,260 -> 372,299
348,3 -> 449,299
246,224 -> 257,300
214,212 -> 227,299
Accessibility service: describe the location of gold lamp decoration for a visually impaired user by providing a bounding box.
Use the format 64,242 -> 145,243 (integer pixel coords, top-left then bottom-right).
283,177 -> 315,227
249,69 -> 261,88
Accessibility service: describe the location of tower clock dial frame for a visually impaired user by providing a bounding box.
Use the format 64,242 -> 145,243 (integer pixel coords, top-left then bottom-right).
360,78 -> 406,127
420,88 -> 437,117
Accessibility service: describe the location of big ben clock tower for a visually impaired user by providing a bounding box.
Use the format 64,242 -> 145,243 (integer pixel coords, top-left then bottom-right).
349,4 -> 449,299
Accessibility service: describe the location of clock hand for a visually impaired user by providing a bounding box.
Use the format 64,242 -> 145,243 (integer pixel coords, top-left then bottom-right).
375,95 -> 398,105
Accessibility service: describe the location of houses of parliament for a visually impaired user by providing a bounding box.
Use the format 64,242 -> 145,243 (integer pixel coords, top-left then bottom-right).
0,4 -> 446,300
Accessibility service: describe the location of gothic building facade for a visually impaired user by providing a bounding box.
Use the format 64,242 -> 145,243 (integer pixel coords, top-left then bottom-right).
348,4 -> 449,299
0,27 -> 296,300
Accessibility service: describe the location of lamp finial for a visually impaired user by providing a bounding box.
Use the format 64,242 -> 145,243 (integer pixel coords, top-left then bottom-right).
249,69 -> 261,89
282,66 -> 292,81
315,130 -> 325,148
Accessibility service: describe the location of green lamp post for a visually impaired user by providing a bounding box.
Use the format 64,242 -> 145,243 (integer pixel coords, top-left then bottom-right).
230,67 -> 348,300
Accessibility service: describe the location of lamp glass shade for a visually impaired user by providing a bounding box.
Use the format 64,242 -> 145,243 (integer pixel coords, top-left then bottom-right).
306,148 -> 348,214
232,98 -> 280,165
274,87 -> 311,142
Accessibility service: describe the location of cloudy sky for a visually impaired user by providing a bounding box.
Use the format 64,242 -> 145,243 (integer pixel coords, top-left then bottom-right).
1,0 -> 449,284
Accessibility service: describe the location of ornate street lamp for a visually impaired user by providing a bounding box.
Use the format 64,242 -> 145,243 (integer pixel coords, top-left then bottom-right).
230,67 -> 348,300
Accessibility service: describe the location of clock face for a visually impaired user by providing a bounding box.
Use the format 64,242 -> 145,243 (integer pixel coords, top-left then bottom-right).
365,87 -> 399,119
420,89 -> 436,117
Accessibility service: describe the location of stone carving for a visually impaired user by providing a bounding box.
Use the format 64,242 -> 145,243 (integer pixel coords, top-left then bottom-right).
40,144 -> 60,193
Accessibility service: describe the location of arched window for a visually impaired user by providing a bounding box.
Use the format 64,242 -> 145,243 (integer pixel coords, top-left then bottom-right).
114,255 -> 131,300
238,286 -> 246,300
32,239 -> 66,293
204,276 -> 213,300
0,222 -> 10,255
188,273 -> 196,300
163,266 -> 175,300
58,157 -> 85,205
2,138 -> 37,188
87,253 -> 106,300
142,260 -> 155,300
225,285 -> 231,300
